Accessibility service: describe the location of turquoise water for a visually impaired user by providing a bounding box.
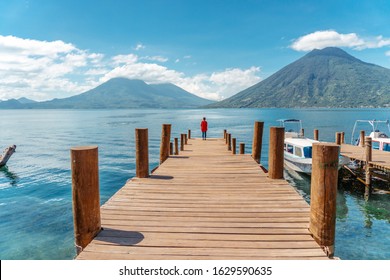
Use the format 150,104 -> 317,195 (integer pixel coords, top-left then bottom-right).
0,108 -> 389,260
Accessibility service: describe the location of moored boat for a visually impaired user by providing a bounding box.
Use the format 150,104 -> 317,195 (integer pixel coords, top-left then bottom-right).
279,119 -> 349,174
351,120 -> 390,151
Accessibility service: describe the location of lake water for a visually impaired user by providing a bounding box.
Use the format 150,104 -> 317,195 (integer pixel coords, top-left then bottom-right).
0,108 -> 389,260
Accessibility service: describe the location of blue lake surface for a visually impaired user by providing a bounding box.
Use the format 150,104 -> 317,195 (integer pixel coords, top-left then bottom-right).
0,108 -> 389,259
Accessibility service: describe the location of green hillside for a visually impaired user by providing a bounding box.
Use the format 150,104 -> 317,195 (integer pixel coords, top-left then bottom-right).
0,78 -> 212,109
208,47 -> 390,108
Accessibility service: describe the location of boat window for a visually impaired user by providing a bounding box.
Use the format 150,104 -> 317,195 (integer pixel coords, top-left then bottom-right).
287,144 -> 293,154
295,147 -> 303,157
303,147 -> 312,158
383,143 -> 390,152
372,141 -> 380,150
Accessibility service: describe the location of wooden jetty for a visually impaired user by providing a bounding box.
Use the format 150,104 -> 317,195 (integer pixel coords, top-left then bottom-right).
72,124 -> 338,260
340,143 -> 390,171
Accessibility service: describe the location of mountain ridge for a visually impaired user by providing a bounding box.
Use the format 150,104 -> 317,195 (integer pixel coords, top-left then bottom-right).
207,47 -> 390,108
0,78 -> 213,109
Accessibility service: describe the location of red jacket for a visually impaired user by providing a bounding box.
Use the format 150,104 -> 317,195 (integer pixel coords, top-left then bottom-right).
201,120 -> 208,132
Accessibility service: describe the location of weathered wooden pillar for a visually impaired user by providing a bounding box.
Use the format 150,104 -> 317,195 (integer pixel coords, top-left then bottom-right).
174,137 -> 179,155
341,132 -> 345,144
180,134 -> 185,151
223,129 -> 227,140
309,143 -> 339,257
335,132 -> 342,145
225,131 -> 229,144
71,146 -> 101,254
252,121 -> 264,164
268,127 -> 285,179
169,142 -> 173,155
232,138 -> 236,154
239,143 -> 245,154
365,137 -> 372,200
359,130 -> 365,147
159,124 -> 171,164
314,129 -> 319,141
227,133 -> 232,151
135,128 -> 149,178
188,129 -> 191,139
185,134 -> 188,145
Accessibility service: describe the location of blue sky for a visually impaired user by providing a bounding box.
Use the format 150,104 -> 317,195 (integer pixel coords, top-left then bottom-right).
1,0 -> 390,101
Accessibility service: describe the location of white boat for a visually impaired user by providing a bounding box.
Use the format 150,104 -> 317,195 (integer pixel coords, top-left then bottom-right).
279,119 -> 349,175
0,145 -> 16,167
351,120 -> 390,151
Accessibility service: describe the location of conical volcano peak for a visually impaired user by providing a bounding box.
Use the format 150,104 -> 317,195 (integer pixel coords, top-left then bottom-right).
206,47 -> 390,108
305,47 -> 357,60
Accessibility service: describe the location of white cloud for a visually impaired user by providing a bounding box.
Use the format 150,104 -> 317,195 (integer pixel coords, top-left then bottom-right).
134,43 -> 145,51
141,55 -> 169,63
192,67 -> 261,100
386,50 -> 390,57
111,54 -> 138,65
100,57 -> 261,100
0,35 -> 76,57
0,35 -> 104,100
290,30 -> 390,51
0,35 -> 261,101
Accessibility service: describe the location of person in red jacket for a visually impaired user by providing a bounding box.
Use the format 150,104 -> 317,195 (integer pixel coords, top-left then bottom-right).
200,117 -> 208,140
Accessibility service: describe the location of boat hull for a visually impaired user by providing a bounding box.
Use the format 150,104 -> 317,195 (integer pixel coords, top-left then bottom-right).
284,153 -> 350,175
284,154 -> 312,174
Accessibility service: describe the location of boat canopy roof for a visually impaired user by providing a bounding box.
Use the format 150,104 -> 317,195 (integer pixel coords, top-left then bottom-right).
277,119 -> 302,123
284,137 -> 319,147
351,119 -> 390,144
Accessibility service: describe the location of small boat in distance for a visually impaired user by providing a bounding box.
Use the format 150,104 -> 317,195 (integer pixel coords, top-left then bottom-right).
351,120 -> 390,151
0,145 -> 16,167
279,119 -> 349,174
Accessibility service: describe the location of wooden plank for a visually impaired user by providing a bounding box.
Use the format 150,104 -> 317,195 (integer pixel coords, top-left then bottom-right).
82,244 -> 327,258
341,143 -> 390,170
77,251 -> 329,260
77,137 -> 328,260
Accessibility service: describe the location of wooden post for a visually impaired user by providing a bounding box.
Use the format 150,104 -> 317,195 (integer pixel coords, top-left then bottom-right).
252,121 -> 264,164
309,143 -> 339,257
268,127 -> 285,179
227,133 -> 232,151
365,137 -> 372,200
335,132 -> 342,145
159,124 -> 171,164
341,132 -> 345,144
232,138 -> 236,154
223,129 -> 227,140
185,134 -> 188,145
314,129 -> 319,141
169,142 -> 173,155
71,146 -> 101,254
359,130 -> 365,147
174,137 -> 179,155
135,128 -> 149,178
225,131 -> 229,144
188,129 -> 191,139
239,143 -> 245,154
180,134 -> 185,151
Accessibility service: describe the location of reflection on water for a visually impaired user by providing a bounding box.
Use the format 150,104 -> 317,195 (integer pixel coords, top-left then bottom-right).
285,167 -> 390,259
0,166 -> 19,187
1,108 -> 390,259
